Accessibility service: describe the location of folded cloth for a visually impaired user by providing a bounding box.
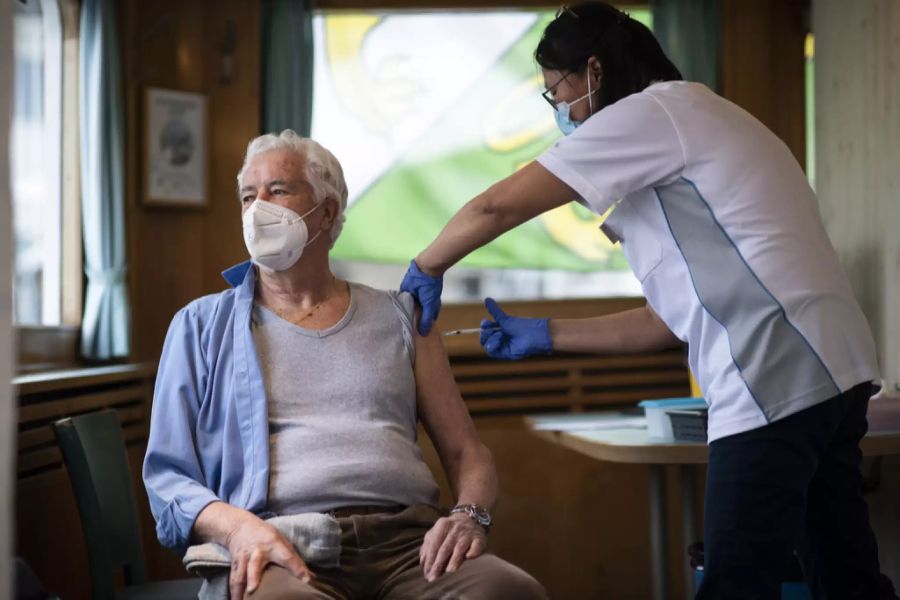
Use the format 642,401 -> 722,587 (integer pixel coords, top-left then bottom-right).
183,512 -> 341,600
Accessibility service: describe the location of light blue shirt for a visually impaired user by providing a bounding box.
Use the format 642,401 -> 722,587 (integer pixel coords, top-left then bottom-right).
143,261 -> 272,553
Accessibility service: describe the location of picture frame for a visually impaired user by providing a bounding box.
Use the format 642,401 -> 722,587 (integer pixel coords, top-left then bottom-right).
143,87 -> 208,208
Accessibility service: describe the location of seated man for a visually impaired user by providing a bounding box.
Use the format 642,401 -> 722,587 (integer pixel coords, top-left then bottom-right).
143,130 -> 547,600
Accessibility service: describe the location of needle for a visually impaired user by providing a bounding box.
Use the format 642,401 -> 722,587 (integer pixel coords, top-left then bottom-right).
443,326 -> 500,336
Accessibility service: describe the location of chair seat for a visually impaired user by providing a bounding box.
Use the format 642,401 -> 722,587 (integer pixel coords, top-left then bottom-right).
116,577 -> 203,600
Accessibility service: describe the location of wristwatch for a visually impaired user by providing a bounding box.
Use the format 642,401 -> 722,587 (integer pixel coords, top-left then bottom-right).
450,503 -> 492,533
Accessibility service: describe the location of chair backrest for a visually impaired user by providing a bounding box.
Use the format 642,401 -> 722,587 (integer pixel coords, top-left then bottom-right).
52,409 -> 147,599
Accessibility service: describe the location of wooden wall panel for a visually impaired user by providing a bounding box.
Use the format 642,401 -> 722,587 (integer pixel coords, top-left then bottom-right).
17,471 -> 90,600
419,417 -> 705,599
200,0 -> 267,294
123,0 -> 261,363
721,0 -> 809,167
14,365 -> 159,600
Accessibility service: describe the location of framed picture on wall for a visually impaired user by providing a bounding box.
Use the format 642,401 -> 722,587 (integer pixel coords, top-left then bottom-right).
143,87 -> 208,208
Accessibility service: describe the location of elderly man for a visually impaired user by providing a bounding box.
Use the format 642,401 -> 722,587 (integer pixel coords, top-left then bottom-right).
143,130 -> 546,600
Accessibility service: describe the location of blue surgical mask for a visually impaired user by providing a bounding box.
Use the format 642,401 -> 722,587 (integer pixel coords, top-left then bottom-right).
554,74 -> 595,136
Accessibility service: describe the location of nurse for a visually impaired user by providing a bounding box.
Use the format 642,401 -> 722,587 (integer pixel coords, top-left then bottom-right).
400,2 -> 898,599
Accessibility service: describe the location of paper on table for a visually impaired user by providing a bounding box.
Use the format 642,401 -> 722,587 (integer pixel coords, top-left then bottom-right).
529,414 -> 648,432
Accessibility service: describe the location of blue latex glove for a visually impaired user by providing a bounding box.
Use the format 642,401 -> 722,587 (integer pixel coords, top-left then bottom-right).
399,260 -> 443,336
479,297 -> 552,360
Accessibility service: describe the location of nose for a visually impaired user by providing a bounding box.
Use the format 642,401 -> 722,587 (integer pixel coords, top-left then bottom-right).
255,188 -> 271,201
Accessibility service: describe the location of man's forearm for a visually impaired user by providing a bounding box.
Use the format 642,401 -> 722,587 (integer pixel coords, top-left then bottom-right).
192,500 -> 251,546
550,305 -> 683,355
445,444 -> 498,511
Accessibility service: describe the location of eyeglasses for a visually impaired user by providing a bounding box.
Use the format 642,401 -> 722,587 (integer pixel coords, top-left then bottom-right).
555,5 -> 579,19
556,4 -> 628,24
541,72 -> 570,109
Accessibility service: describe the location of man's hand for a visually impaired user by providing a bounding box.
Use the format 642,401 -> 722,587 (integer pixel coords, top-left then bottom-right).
223,512 -> 314,600
419,513 -> 488,583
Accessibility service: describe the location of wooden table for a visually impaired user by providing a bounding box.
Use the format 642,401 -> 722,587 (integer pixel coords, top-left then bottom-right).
527,401 -> 900,600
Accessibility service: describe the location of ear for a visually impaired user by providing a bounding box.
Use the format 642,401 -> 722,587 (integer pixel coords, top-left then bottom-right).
587,56 -> 603,86
319,197 -> 339,231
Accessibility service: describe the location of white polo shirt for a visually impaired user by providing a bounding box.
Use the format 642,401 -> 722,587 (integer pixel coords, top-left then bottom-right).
537,81 -> 879,442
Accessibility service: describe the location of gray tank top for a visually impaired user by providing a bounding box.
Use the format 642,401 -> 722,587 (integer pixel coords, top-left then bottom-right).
252,282 -> 440,515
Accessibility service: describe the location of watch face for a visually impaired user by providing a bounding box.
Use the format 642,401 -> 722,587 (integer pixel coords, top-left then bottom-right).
471,506 -> 491,525
453,504 -> 492,527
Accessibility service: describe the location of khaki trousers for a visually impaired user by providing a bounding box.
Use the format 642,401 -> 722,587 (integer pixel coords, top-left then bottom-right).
247,504 -> 547,600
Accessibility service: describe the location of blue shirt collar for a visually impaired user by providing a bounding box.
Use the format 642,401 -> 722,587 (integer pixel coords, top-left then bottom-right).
222,261 -> 254,288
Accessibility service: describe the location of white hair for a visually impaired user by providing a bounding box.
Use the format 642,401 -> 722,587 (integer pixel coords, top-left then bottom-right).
237,129 -> 348,244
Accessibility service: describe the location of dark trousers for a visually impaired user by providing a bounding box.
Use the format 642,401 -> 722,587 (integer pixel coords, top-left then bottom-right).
697,382 -> 898,600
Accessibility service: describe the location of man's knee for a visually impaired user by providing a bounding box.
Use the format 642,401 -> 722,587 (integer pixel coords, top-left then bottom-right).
246,566 -> 332,600
492,567 -> 547,600
451,555 -> 547,600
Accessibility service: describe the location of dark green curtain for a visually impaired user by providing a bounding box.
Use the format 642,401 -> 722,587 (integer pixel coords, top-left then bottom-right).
651,0 -> 721,92
261,0 -> 314,135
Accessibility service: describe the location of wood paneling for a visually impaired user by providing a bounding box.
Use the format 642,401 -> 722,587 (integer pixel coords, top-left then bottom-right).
123,0 -> 261,363
14,365 -> 158,600
721,0 -> 809,166
15,326 -> 80,373
451,352 -> 688,412
419,417 -> 704,600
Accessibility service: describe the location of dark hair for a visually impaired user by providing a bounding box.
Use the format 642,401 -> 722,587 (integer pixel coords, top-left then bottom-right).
535,2 -> 683,110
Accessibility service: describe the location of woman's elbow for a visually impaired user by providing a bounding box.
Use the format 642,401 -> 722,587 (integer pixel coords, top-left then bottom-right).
471,186 -> 516,230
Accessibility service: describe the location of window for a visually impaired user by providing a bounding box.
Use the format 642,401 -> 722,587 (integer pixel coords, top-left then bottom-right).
312,7 -> 651,301
11,0 -> 63,325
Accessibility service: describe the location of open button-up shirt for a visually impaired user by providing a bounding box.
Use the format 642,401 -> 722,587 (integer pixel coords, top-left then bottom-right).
143,261 -> 272,553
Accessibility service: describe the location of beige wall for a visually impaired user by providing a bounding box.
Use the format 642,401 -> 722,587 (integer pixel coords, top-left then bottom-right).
814,0 -> 900,390
1,0 -> 15,596
814,0 -> 900,584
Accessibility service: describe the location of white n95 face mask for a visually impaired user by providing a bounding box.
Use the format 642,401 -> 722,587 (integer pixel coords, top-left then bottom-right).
242,199 -> 323,272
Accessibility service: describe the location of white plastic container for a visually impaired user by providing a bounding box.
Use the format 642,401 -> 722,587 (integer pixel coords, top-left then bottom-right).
639,397 -> 707,441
